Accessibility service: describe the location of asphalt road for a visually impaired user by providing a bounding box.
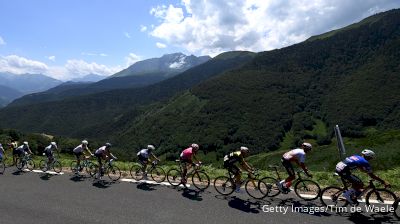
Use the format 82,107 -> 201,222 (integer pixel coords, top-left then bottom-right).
0,169 -> 398,224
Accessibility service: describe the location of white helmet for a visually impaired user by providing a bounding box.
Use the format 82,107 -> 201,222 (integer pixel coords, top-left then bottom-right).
240,146 -> 249,152
362,149 -> 375,159
302,142 -> 312,150
51,142 -> 57,148
191,143 -> 199,150
147,145 -> 155,151
82,140 -> 88,145
23,141 -> 29,146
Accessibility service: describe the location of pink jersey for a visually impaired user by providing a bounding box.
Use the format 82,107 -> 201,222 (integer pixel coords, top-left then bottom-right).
180,147 -> 194,160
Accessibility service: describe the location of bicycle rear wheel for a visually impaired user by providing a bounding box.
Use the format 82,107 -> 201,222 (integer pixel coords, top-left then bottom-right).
53,161 -> 62,173
151,167 -> 166,183
245,178 -> 268,199
294,179 -> 320,201
70,161 -> 78,173
39,160 -> 48,172
192,171 -> 210,190
26,159 -> 35,171
85,161 -> 96,177
0,161 -> 5,174
320,186 -> 348,208
365,188 -> 397,215
166,168 -> 182,187
130,164 -> 144,181
107,165 -> 121,181
214,176 -> 235,196
259,177 -> 281,197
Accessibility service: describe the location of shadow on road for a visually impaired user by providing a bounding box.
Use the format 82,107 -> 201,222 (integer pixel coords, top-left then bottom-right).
92,179 -> 117,189
11,170 -> 23,175
136,182 -> 157,191
227,196 -> 261,214
39,173 -> 52,180
69,174 -> 90,182
346,211 -> 397,224
180,188 -> 203,201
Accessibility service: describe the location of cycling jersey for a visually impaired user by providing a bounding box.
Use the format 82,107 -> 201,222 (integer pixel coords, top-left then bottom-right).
180,147 -> 194,161
95,146 -> 107,156
73,144 -> 87,154
283,148 -> 306,163
223,151 -> 244,165
336,155 -> 372,173
137,149 -> 150,159
44,145 -> 55,157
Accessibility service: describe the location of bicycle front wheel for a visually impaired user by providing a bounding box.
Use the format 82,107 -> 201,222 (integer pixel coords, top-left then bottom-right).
151,167 -> 166,183
365,188 -> 397,215
53,161 -> 62,173
86,162 -> 96,177
192,171 -> 210,190
259,177 -> 281,197
320,186 -> 348,208
245,178 -> 268,199
130,164 -> 144,181
0,161 -> 5,174
26,159 -> 35,171
39,160 -> 48,172
166,168 -> 182,187
214,176 -> 235,196
294,179 -> 321,201
70,161 -> 78,173
107,165 -> 121,181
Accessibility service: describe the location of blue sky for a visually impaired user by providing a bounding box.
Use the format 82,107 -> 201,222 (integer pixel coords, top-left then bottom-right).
0,0 -> 399,80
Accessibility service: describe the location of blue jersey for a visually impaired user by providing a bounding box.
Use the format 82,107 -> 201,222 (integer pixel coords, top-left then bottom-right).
339,155 -> 372,173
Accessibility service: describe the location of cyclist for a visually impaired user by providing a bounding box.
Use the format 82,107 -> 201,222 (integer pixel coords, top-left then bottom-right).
16,141 -> 33,158
73,140 -> 93,172
223,146 -> 254,192
335,149 -> 390,204
94,143 -> 117,178
43,142 -> 58,168
180,143 -> 201,185
137,144 -> 160,179
278,142 -> 313,193
9,141 -> 18,165
0,143 -> 4,162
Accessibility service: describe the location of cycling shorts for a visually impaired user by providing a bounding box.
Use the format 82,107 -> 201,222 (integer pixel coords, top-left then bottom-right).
281,158 -> 295,177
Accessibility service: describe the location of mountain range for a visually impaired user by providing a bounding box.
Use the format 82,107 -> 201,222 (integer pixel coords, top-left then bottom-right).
0,9 -> 399,160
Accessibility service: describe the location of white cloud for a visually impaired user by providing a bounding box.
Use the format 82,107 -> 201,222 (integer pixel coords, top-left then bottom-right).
0,55 -> 48,74
156,42 -> 167,48
64,59 -> 121,78
124,32 -> 131,38
48,56 -> 56,61
0,36 -> 5,45
81,52 -> 108,57
149,0 -> 400,56
140,25 -> 147,32
125,53 -> 142,66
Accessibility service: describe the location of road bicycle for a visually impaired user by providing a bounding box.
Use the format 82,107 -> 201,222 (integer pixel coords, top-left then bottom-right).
320,173 -> 397,215
260,165 -> 321,201
39,154 -> 62,173
70,156 -> 96,176
130,160 -> 166,183
393,197 -> 400,219
166,160 -> 210,190
16,154 -> 35,171
91,159 -> 121,181
214,169 -> 268,199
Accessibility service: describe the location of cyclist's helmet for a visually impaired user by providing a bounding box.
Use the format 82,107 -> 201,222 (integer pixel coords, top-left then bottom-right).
82,140 -> 88,145
147,145 -> 155,151
362,149 -> 375,159
51,142 -> 57,148
302,142 -> 312,151
191,143 -> 199,151
105,143 -> 112,148
23,141 -> 29,146
240,146 -> 249,152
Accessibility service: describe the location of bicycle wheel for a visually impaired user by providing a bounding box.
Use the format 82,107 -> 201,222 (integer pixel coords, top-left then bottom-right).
214,176 -> 235,196
130,164 -> 144,181
39,160 -> 48,172
320,186 -> 348,208
107,165 -> 121,181
166,168 -> 182,187
151,167 -> 166,183
192,171 -> 210,190
394,198 -> 400,219
294,179 -> 321,201
365,188 -> 397,215
245,178 -> 268,199
86,162 -> 96,177
53,161 -> 62,173
259,177 -> 281,197
70,161 -> 78,172
0,161 -> 5,174
26,159 -> 35,171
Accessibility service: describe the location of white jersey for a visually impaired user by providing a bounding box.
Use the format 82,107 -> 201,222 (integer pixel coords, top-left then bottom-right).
95,146 -> 107,155
137,149 -> 150,159
74,144 -> 89,153
44,145 -> 53,152
283,148 -> 306,163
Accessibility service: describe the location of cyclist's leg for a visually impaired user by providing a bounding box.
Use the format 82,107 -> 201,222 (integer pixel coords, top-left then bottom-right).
281,158 -> 295,188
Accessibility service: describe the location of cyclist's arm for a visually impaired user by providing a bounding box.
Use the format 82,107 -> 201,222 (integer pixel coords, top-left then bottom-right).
363,170 -> 390,186
240,160 -> 253,173
299,162 -> 312,176
27,147 -> 33,154
108,152 -> 117,160
85,147 -> 93,156
192,154 -> 200,164
150,153 -> 159,161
